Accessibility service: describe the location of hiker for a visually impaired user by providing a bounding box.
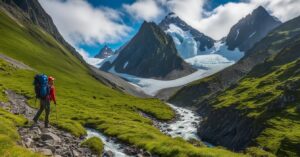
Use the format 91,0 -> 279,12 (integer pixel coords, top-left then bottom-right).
33,75 -> 56,128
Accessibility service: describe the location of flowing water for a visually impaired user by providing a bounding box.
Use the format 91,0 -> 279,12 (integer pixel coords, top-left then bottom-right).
158,103 -> 201,140
85,103 -> 211,156
86,128 -> 130,157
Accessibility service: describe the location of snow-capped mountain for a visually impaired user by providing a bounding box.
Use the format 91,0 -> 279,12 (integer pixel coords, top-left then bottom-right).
159,12 -> 215,59
226,6 -> 282,52
101,21 -> 195,80
95,45 -> 114,59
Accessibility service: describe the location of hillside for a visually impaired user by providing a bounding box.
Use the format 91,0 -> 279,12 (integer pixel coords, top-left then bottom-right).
0,0 -> 245,156
170,15 -> 300,107
197,36 -> 300,156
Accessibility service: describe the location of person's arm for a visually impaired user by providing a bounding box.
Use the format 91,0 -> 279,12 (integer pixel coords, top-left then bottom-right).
50,86 -> 56,104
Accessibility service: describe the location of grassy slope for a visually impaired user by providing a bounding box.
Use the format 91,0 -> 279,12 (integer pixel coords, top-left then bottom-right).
0,107 -> 42,157
210,39 -> 300,156
0,11 -> 244,156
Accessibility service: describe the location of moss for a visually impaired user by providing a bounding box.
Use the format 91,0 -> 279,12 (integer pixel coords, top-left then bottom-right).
81,137 -> 104,156
245,147 -> 276,157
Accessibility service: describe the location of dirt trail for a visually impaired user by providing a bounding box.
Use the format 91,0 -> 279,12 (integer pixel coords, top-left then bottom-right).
0,90 -> 95,157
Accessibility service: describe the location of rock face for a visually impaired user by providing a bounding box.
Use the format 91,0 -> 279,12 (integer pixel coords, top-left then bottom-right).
101,21 -> 196,80
226,6 -> 281,52
0,0 -> 84,63
95,45 -> 114,59
159,12 -> 215,58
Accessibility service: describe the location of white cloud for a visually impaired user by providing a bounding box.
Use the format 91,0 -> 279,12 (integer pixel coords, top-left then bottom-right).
123,0 -> 300,40
195,2 -> 257,39
251,0 -> 300,21
40,0 -> 300,47
164,0 -> 205,26
39,0 -> 131,46
123,0 -> 164,21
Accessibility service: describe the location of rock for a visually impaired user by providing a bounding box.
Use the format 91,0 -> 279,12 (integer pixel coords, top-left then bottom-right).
103,150 -> 114,157
72,150 -> 80,157
124,147 -> 138,155
37,148 -> 52,156
166,128 -> 172,132
143,151 -> 152,157
176,132 -> 182,135
24,138 -> 33,148
178,126 -> 184,128
41,132 -> 61,143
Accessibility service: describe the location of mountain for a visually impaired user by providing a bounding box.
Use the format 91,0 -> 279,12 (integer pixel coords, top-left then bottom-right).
159,12 -> 215,58
169,15 -> 300,156
0,1 -> 246,156
94,45 -> 114,59
0,0 -> 84,63
101,21 -> 196,80
226,6 -> 281,52
170,15 -> 300,107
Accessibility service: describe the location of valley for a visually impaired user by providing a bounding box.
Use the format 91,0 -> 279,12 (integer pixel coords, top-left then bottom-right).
0,0 -> 299,157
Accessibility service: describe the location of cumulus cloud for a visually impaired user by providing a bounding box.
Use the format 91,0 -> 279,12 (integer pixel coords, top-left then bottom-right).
195,2 -> 257,39
39,0 -> 131,47
123,0 -> 164,21
123,0 -> 300,40
251,0 -> 300,21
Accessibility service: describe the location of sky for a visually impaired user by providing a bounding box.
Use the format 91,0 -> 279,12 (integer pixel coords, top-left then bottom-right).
38,0 -> 300,58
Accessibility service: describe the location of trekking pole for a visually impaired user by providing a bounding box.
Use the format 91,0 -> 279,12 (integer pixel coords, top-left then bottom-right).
55,103 -> 58,125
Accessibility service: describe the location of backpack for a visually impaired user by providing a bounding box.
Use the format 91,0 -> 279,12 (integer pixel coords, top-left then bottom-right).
34,74 -> 49,99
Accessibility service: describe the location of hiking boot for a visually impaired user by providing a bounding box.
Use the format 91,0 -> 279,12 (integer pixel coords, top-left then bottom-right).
45,124 -> 50,128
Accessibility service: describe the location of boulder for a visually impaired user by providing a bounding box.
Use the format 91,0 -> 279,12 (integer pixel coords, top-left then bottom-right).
41,132 -> 61,143
103,150 -> 114,157
37,148 -> 52,156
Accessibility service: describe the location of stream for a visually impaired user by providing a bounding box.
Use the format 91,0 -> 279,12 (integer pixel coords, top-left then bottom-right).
86,103 -> 209,156
86,128 -> 130,157
158,103 -> 201,140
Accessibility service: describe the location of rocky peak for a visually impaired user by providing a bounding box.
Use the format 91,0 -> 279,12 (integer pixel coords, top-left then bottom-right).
225,6 -> 282,52
159,12 -> 215,56
101,21 -> 195,80
95,45 -> 114,59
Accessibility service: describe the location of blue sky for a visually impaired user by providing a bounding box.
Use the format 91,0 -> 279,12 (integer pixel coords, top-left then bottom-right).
82,0 -> 238,56
39,0 -> 300,58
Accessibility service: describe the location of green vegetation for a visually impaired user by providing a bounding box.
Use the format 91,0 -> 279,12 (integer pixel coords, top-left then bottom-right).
209,43 -> 300,156
0,10 -> 245,157
0,108 -> 42,157
81,137 -> 104,156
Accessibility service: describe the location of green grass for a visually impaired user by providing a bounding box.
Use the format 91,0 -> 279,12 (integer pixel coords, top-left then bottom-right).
81,137 -> 103,156
0,10 -> 245,156
0,108 -> 42,157
209,56 -> 300,156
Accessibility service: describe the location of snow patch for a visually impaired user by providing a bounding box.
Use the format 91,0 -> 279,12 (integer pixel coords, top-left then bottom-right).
123,61 -> 129,69
84,57 -> 104,68
97,54 -> 119,68
235,29 -> 240,40
249,31 -> 256,38
165,24 -> 198,58
109,66 -> 226,96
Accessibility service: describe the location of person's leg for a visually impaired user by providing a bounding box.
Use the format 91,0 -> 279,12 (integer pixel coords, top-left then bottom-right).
33,99 -> 45,123
44,100 -> 50,128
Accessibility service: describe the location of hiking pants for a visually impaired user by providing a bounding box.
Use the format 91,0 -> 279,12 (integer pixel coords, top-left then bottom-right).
33,98 -> 50,127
